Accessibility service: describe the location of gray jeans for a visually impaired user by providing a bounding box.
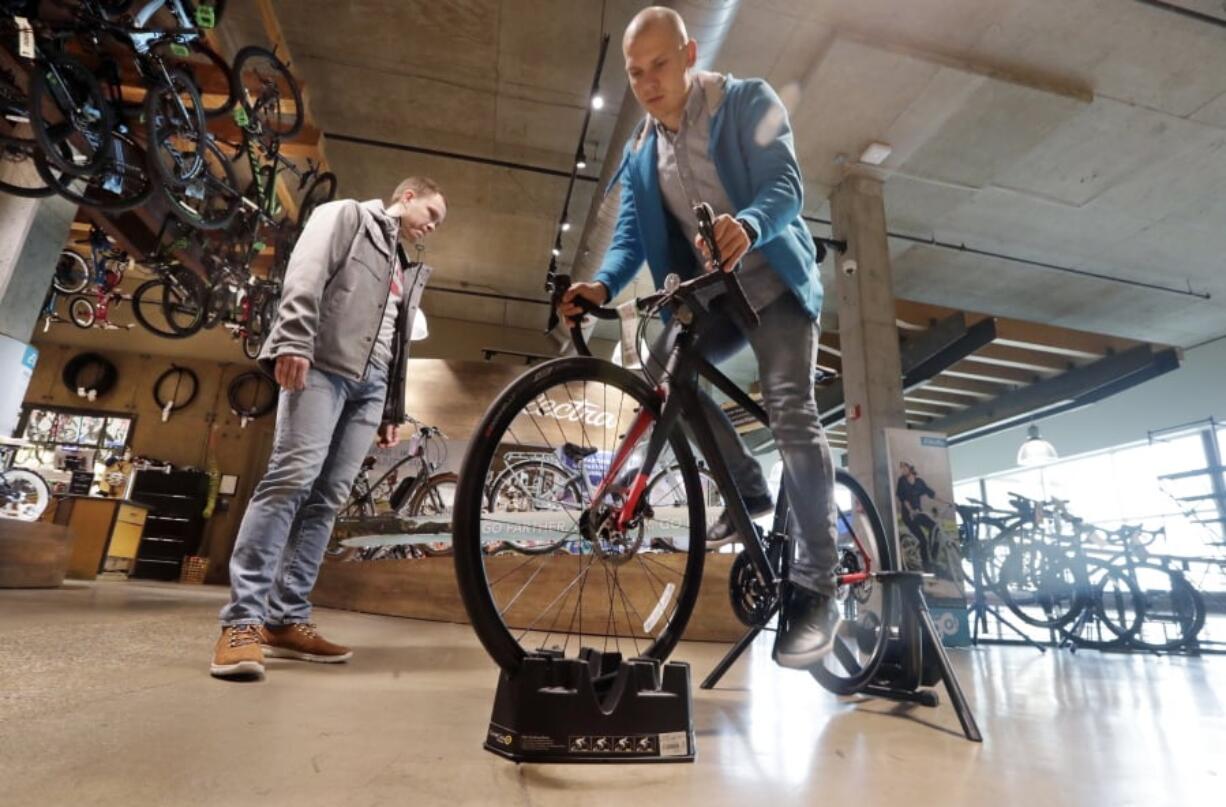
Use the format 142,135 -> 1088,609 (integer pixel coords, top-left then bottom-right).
220,362 -> 388,626
648,292 -> 839,595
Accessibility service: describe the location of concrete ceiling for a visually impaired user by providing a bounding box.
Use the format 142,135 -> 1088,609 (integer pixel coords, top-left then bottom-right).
214,0 -> 1226,358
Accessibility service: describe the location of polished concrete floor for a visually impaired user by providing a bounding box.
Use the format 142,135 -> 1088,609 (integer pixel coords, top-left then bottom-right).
1,580 -> 1222,806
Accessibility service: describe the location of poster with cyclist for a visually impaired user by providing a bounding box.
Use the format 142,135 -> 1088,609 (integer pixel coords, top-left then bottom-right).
885,428 -> 971,646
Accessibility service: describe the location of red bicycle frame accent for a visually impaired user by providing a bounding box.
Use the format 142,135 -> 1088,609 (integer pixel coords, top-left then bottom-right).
586,390 -> 664,531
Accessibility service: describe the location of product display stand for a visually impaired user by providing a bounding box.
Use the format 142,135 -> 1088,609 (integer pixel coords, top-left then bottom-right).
483,647 -> 695,763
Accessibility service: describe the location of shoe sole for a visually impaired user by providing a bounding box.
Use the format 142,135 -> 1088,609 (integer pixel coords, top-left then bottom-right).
262,645 -> 352,663
773,618 -> 843,670
210,659 -> 265,678
707,507 -> 775,547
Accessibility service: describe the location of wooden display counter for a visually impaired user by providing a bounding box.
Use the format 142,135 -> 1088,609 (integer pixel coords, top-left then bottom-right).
313,552 -> 746,643
53,496 -> 150,579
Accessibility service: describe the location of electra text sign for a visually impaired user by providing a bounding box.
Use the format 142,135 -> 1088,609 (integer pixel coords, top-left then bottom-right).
525,395 -> 617,429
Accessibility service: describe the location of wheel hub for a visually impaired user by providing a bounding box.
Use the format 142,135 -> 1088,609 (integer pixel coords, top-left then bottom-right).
580,508 -> 643,566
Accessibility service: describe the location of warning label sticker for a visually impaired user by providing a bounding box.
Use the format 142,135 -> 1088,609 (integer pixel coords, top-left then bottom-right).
659,732 -> 689,757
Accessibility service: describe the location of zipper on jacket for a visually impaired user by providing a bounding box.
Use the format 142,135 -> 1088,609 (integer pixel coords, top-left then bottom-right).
359,244 -> 397,380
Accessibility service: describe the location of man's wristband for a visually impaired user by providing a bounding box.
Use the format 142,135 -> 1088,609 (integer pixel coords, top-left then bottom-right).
736,217 -> 758,248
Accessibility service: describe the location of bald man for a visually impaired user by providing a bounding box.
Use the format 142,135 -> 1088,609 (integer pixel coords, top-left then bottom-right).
560,7 -> 840,669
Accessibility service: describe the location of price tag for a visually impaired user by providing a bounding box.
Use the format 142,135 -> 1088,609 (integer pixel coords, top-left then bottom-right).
15,16 -> 35,59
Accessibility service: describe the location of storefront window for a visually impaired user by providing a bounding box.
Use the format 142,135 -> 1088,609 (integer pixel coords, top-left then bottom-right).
957,423 -> 1225,590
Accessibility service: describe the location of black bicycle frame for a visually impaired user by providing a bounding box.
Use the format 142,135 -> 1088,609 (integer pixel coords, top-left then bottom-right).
584,296 -> 785,590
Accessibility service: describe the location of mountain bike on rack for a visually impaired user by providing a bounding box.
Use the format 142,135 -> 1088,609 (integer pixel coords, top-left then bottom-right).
453,203 -> 981,740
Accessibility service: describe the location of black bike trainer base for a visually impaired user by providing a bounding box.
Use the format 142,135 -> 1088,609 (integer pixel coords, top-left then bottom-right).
483,648 -> 695,763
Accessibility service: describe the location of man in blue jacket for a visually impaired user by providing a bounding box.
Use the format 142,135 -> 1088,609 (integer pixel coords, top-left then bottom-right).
560,6 -> 840,668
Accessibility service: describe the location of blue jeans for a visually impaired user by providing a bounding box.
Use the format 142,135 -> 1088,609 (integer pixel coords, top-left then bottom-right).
648,292 -> 839,595
220,362 -> 387,626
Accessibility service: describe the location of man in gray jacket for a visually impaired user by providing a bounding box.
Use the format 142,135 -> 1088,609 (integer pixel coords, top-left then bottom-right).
211,176 -> 445,679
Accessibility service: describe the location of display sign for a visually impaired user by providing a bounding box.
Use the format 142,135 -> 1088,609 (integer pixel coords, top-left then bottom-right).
0,335 -> 37,438
884,428 -> 971,646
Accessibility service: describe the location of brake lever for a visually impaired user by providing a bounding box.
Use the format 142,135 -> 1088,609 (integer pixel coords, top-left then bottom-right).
693,203 -> 759,329
544,273 -> 570,334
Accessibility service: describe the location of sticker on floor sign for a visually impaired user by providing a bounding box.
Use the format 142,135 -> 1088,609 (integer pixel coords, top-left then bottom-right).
659,731 -> 688,757
642,582 -> 676,634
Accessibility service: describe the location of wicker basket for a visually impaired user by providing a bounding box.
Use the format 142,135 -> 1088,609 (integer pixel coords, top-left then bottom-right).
179,555 -> 209,584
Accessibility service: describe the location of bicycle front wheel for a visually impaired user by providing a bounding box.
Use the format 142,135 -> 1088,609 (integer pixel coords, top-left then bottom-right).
453,357 -> 706,675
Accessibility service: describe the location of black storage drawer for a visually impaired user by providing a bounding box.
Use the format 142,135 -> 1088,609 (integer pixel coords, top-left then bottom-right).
129,469 -> 210,580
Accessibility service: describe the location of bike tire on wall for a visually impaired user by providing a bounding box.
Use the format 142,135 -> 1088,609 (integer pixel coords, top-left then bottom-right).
61,352 -> 117,399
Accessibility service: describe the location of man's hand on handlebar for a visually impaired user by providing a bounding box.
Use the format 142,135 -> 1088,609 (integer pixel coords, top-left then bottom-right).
694,213 -> 752,273
559,281 -> 608,327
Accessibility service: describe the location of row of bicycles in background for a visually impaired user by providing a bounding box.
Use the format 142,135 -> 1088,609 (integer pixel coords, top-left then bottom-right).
2,0 -> 338,358
955,492 -> 1217,655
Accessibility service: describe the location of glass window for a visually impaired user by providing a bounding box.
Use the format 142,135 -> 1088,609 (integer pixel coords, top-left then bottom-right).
13,406 -> 135,495
956,422 -> 1226,590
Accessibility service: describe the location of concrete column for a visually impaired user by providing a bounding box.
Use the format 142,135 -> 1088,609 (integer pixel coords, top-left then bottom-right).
0,159 -> 76,343
829,167 -> 906,520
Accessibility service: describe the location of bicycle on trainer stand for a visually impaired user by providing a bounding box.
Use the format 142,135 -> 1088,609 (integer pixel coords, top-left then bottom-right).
452,202 -> 981,741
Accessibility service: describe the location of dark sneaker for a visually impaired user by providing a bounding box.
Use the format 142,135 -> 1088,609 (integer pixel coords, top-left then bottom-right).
262,623 -> 353,663
210,625 -> 266,678
774,588 -> 841,669
706,494 -> 773,548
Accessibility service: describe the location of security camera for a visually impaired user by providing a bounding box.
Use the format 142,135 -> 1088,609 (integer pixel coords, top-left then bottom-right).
841,259 -> 858,277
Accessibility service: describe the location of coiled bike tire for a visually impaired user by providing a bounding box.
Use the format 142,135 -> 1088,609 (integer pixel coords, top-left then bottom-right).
62,352 -> 117,399
227,370 -> 278,421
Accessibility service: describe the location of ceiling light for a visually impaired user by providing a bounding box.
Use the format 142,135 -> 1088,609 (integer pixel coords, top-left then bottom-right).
561,220 -> 571,232
575,146 -> 588,170
859,141 -> 892,166
591,93 -> 604,110
1017,424 -> 1058,467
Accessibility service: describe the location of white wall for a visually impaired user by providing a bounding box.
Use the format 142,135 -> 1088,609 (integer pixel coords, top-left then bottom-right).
950,336 -> 1226,481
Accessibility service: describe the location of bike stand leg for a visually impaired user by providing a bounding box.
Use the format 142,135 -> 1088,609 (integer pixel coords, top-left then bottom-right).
908,585 -> 983,743
701,603 -> 779,690
699,625 -> 761,690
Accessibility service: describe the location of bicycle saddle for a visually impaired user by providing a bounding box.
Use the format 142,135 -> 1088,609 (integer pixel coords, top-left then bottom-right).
560,442 -> 598,463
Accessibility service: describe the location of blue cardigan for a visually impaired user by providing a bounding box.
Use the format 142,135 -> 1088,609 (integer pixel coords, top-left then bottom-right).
593,75 -> 821,320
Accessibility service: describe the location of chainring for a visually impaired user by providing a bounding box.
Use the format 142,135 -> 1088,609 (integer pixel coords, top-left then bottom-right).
729,548 -> 780,627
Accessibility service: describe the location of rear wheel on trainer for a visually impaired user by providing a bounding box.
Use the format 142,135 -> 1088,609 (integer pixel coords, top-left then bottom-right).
803,470 -> 896,695
453,357 -> 706,675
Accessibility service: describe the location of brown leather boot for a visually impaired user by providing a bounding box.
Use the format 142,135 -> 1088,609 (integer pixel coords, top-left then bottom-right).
210,625 -> 266,678
262,623 -> 353,663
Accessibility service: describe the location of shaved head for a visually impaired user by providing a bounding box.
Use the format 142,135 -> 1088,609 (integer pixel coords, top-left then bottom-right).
622,6 -> 697,128
623,6 -> 689,53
